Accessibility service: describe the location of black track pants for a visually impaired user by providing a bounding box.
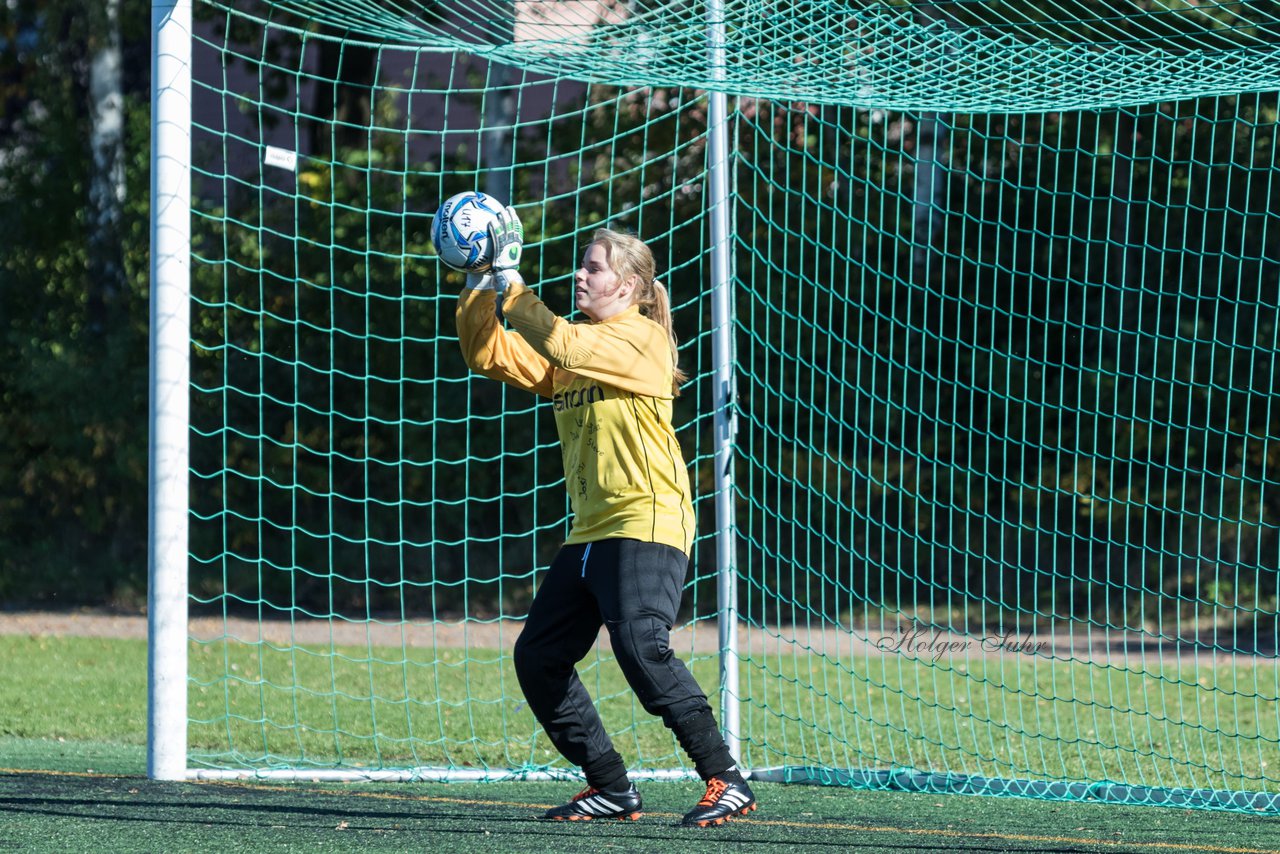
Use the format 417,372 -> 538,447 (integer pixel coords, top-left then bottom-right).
512,538 -> 734,787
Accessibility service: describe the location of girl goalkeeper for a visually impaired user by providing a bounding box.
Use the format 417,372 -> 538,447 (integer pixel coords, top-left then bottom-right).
455,209 -> 757,827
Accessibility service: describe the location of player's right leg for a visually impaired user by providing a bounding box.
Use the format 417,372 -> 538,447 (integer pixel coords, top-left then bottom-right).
513,543 -> 640,819
587,538 -> 758,827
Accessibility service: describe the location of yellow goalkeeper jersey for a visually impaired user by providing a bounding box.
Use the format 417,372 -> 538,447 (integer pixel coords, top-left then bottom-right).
456,281 -> 696,555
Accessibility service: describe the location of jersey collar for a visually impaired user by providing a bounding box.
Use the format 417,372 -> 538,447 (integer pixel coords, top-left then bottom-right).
592,304 -> 641,324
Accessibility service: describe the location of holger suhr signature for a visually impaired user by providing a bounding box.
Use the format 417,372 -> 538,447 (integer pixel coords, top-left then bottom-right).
875,623 -> 1051,661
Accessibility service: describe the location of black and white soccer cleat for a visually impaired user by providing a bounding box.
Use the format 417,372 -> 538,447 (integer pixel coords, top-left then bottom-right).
681,775 -> 758,827
543,783 -> 643,821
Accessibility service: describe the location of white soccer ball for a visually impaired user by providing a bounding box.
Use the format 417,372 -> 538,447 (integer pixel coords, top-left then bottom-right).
431,191 -> 504,272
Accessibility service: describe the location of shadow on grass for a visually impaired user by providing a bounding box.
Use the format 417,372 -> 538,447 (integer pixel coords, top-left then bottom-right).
1,773 -> 1276,854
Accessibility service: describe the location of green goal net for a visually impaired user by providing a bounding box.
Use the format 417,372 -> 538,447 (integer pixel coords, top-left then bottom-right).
168,0 -> 1280,812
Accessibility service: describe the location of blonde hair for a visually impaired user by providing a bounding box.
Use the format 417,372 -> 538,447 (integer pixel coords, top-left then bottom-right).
590,228 -> 688,395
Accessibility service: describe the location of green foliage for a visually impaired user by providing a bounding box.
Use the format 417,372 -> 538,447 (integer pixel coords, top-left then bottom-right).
0,0 -> 152,605
0,109 -> 152,603
2,7 -> 1277,628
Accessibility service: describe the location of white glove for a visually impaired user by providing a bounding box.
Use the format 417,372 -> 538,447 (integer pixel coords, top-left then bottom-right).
487,206 -> 523,322
466,272 -> 496,290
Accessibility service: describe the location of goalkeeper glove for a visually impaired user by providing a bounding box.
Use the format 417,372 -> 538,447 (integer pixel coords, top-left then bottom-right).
487,206 -> 523,322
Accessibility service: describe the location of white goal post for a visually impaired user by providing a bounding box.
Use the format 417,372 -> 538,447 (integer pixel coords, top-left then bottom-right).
147,0 -> 192,783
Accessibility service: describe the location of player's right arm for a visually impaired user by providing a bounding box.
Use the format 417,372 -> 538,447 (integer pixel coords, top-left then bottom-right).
456,280 -> 555,398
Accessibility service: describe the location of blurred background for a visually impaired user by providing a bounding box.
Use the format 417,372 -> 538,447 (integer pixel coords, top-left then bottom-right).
2,0 -> 1278,635
1,0 -> 153,607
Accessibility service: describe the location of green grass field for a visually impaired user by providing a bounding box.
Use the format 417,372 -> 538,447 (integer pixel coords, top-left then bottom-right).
179,632 -> 1280,790
3,633 -> 1280,852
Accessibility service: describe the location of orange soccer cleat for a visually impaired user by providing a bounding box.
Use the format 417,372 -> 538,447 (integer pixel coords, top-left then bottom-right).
681,774 -> 758,827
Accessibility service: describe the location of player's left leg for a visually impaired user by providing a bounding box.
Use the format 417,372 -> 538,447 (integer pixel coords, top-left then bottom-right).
585,539 -> 758,827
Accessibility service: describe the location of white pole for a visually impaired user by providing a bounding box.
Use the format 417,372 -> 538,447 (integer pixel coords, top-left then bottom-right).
705,0 -> 740,764
147,0 -> 192,782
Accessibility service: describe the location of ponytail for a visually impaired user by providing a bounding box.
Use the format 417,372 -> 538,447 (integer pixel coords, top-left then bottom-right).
647,279 -> 689,395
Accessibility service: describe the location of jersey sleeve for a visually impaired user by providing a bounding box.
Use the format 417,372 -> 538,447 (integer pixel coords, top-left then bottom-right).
499,281 -> 673,399
455,286 -> 556,398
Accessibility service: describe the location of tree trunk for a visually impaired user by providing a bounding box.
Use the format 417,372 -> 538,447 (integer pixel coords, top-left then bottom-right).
911,110 -> 948,283
311,36 -> 377,158
482,4 -> 517,202
88,0 -> 125,337
483,61 -> 516,202
1109,108 -> 1140,312
910,5 -> 950,285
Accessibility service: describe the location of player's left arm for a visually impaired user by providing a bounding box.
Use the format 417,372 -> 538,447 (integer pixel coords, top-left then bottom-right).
501,283 -> 671,399
487,209 -> 672,399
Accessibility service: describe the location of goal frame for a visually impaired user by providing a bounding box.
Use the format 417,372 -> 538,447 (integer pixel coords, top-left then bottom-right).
145,0 -> 743,782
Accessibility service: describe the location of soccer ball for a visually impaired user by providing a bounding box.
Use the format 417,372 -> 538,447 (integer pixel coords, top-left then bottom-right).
431,191 -> 504,272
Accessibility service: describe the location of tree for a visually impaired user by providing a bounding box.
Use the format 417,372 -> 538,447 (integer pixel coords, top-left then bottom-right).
0,0 -> 151,605
88,0 -> 125,337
